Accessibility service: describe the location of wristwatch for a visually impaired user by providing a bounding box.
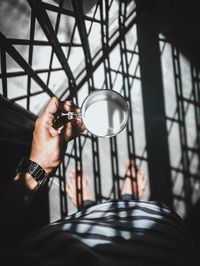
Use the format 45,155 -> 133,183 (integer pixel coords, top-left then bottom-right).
16,157 -> 50,189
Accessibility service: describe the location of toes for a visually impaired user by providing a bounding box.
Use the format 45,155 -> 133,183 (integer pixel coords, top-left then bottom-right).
123,160 -> 148,199
66,168 -> 92,207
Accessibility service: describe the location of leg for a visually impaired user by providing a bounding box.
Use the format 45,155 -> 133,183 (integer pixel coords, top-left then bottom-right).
120,160 -> 148,201
66,169 -> 95,210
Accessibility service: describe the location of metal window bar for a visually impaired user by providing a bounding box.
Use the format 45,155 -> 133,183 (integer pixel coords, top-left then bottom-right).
0,0 -> 143,217
27,0 -> 76,96
0,31 -> 54,98
46,0 -> 64,88
27,10 -> 36,110
119,1 -> 139,199
172,45 -> 192,210
191,65 -> 200,186
191,65 -> 200,158
100,0 -> 120,200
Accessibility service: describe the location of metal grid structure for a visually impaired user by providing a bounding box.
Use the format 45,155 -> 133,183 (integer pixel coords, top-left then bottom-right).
0,0 -> 147,219
0,0 -> 199,220
0,0 -> 137,112
159,35 -> 200,217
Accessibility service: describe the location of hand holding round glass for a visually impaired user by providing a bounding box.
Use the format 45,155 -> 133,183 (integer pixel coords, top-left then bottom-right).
66,90 -> 129,138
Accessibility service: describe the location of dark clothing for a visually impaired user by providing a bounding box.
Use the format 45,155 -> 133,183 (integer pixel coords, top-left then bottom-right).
4,199 -> 200,266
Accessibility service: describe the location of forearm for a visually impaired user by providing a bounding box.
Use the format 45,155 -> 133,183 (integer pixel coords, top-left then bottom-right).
0,97 -> 84,231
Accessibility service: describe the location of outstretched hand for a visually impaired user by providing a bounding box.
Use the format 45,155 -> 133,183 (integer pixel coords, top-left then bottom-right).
29,96 -> 85,175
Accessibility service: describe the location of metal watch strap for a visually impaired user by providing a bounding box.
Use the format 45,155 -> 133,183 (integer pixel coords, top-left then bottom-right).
16,158 -> 49,188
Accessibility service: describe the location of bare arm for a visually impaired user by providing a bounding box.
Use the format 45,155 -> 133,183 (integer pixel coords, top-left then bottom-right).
0,96 -> 84,226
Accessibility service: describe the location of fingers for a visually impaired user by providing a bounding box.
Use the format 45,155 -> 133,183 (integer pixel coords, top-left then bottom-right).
62,101 -> 80,114
43,96 -> 60,116
62,118 -> 85,141
40,96 -> 85,140
43,96 -> 80,116
41,97 -> 81,127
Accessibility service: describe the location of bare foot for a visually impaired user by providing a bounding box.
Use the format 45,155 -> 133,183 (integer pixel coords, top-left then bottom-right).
120,160 -> 148,200
66,169 -> 95,208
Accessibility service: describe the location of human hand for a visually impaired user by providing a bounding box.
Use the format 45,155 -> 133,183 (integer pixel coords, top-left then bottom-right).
29,96 -> 85,175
